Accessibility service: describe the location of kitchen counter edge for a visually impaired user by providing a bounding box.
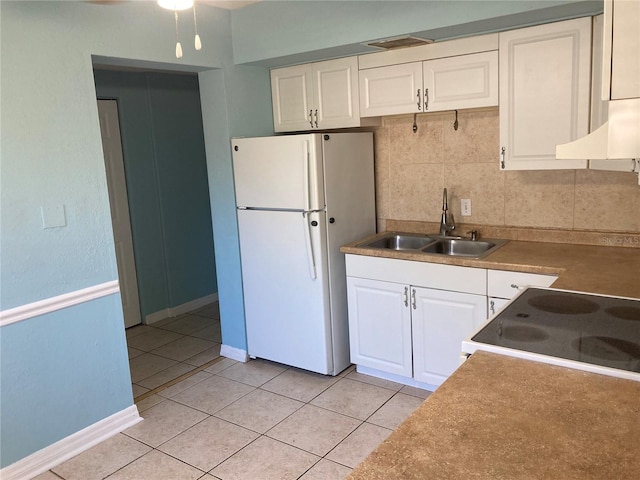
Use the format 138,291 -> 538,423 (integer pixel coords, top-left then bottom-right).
341,233 -> 640,299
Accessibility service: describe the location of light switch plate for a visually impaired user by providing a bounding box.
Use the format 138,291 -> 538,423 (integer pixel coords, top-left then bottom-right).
41,204 -> 67,229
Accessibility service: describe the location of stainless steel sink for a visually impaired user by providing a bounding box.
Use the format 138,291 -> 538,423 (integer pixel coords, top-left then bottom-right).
358,233 -> 436,250
421,238 -> 507,258
357,232 -> 507,258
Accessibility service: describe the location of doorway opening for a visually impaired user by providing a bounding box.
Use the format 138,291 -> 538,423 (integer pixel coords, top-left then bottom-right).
94,67 -> 220,398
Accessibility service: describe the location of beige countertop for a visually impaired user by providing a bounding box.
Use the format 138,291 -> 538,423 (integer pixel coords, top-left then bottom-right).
341,233 -> 640,299
347,351 -> 640,480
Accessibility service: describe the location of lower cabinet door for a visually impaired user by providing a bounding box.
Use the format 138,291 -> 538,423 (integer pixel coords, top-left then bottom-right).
346,277 -> 413,377
488,296 -> 510,318
412,286 -> 486,386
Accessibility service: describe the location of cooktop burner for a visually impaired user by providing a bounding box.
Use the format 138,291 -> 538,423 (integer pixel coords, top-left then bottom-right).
605,306 -> 640,321
527,294 -> 600,314
469,288 -> 640,377
572,336 -> 640,362
500,325 -> 550,343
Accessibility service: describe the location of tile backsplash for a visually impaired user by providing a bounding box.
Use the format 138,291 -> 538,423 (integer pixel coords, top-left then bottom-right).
373,109 -> 640,234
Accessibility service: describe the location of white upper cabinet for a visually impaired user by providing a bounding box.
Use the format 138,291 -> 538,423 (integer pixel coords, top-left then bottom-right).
606,0 -> 640,100
271,57 -> 365,132
422,51 -> 498,113
499,17 -> 592,170
359,51 -> 498,117
359,62 -> 424,117
271,64 -> 313,132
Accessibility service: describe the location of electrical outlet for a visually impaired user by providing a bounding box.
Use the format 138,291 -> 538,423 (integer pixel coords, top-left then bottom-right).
461,199 -> 472,217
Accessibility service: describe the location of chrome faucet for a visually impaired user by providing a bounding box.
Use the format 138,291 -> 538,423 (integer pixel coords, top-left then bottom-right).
439,188 -> 456,236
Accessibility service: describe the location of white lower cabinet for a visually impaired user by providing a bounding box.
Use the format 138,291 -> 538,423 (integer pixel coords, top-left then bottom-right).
345,255 -> 560,390
488,297 -> 510,317
346,277 -> 413,377
345,254 -> 487,389
412,287 -> 486,386
487,269 -> 558,317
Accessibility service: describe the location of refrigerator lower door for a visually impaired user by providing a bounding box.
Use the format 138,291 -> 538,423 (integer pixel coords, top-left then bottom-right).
237,209 -> 333,374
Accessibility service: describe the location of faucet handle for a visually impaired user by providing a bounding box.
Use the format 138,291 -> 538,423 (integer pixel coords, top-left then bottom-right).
467,230 -> 478,241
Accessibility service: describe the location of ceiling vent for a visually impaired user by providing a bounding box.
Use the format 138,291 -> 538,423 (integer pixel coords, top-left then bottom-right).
365,36 -> 434,50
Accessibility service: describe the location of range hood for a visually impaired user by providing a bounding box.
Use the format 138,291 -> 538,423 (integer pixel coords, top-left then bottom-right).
555,0 -> 639,183
556,98 -> 640,160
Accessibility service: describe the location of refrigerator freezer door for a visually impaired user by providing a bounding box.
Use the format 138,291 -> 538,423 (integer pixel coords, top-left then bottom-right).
237,208 -> 333,374
232,135 -> 325,210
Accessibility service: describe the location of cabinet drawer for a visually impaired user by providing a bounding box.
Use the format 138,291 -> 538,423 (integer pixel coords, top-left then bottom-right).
345,254 -> 486,295
488,269 -> 557,299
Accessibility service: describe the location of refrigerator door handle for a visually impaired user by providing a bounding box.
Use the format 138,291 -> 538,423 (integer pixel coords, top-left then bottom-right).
302,211 -> 317,280
302,140 -> 310,212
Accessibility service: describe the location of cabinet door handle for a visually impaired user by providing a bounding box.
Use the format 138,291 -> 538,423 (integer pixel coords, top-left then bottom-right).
314,109 -> 318,128
500,146 -> 506,169
416,89 -> 421,111
411,289 -> 417,310
403,287 -> 409,307
309,110 -> 314,128
424,88 -> 429,111
490,300 -> 495,315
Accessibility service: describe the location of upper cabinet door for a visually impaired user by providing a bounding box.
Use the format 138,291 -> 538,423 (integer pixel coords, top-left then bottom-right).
422,51 -> 498,112
609,0 -> 640,100
271,57 -> 364,132
499,17 -> 592,170
314,57 -> 361,129
271,64 -> 314,132
359,62 -> 423,117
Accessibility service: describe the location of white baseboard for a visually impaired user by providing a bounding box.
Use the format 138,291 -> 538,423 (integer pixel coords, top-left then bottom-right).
145,293 -> 218,325
220,344 -> 248,362
0,405 -> 142,480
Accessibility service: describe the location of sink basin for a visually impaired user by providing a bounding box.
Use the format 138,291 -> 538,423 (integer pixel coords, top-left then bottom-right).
356,232 -> 508,258
358,233 -> 435,250
421,238 -> 507,258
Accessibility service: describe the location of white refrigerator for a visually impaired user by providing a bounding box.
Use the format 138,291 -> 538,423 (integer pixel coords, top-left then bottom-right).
232,133 -> 375,375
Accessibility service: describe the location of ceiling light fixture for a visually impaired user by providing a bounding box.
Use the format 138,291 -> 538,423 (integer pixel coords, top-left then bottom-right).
158,0 -> 193,10
157,0 -> 201,59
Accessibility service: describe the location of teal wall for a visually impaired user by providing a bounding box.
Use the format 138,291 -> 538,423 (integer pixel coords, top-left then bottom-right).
94,70 -> 217,319
0,0 -> 270,468
0,295 -> 131,467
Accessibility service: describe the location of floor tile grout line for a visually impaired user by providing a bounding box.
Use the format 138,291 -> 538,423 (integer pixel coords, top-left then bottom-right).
143,342 -> 222,367
134,355 -> 225,403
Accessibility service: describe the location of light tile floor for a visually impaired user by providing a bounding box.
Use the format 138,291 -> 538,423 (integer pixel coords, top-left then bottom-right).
126,303 -> 223,399
34,305 -> 432,480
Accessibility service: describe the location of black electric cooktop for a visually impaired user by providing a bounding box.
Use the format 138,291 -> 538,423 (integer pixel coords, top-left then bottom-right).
471,288 -> 640,374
